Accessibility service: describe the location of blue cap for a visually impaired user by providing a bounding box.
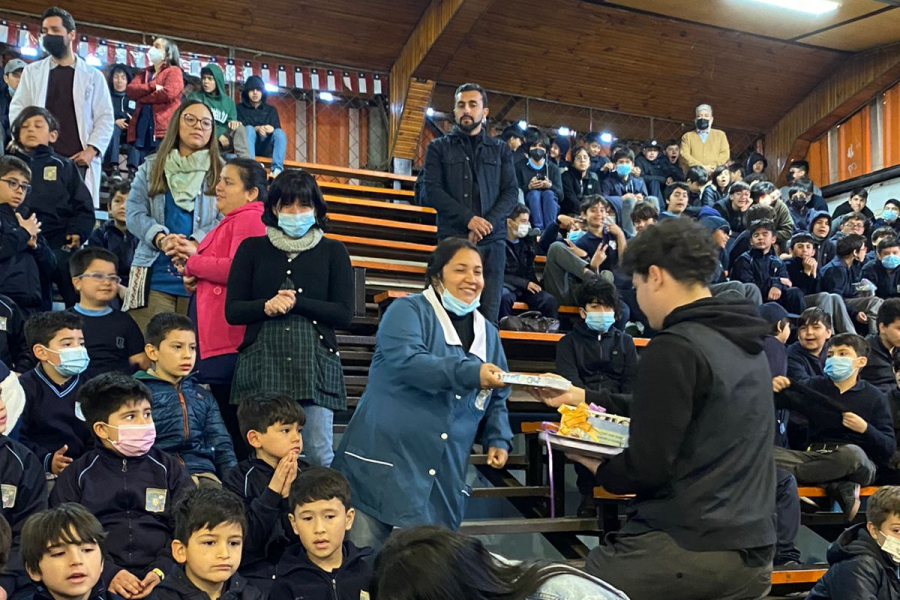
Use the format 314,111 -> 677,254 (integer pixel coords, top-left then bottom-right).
698,215 -> 730,234
758,302 -> 798,324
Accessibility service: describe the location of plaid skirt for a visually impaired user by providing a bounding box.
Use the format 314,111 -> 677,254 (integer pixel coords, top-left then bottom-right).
230,314 -> 346,410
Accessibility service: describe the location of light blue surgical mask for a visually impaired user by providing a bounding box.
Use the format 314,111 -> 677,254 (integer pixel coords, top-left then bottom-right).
824,356 -> 856,382
585,311 -> 616,333
567,229 -> 586,243
883,255 -> 900,271
883,209 -> 899,224
438,283 -> 481,316
278,211 -> 316,238
616,163 -> 632,178
44,346 -> 90,377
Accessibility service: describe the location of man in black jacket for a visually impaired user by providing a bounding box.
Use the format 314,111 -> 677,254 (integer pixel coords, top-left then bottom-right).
237,76 -> 286,178
546,218 -> 777,600
423,83 -> 518,324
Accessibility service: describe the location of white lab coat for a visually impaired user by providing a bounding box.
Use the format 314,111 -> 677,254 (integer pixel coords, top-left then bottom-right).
10,56 -> 114,208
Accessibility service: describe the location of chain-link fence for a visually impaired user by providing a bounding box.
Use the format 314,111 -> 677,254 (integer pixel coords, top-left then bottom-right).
417,83 -> 762,169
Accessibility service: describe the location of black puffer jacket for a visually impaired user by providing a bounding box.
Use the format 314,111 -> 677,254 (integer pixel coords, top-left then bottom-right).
808,523 -> 900,599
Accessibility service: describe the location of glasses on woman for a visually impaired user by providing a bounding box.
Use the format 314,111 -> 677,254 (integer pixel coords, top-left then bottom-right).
76,272 -> 122,284
0,178 -> 32,194
182,114 -> 214,130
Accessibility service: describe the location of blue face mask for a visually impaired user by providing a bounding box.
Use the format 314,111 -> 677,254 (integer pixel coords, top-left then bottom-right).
440,285 -> 481,317
883,255 -> 900,270
278,211 -> 316,238
824,356 -> 856,382
45,346 -> 90,377
616,163 -> 632,178
883,209 -> 899,224
585,311 -> 616,333
567,229 -> 586,243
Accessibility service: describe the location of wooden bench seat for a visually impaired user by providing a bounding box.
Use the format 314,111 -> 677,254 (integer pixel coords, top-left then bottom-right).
770,566 -> 827,586
258,156 -> 416,187
592,486 -> 881,501
373,290 -> 580,316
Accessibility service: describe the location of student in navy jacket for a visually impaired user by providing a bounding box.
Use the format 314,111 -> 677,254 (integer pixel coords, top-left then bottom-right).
634,140 -> 667,199
787,308 -> 832,385
713,181 -> 752,238
599,148 -> 649,235
821,233 -> 883,335
500,205 -> 558,320
860,299 -> 900,396
515,137 -> 563,231
86,179 -> 137,287
862,236 -> 900,300
732,219 -> 806,315
50,373 -> 193,597
0,294 -> 29,373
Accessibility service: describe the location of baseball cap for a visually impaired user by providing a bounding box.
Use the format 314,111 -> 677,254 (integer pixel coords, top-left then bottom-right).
758,302 -> 798,324
642,139 -> 661,150
698,215 -> 730,235
4,59 -> 25,76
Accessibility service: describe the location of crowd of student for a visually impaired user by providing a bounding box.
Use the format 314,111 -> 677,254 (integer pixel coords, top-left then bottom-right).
5,4 -> 900,600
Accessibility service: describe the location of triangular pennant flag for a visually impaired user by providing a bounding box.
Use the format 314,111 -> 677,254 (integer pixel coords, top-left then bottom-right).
77,35 -> 89,58
132,47 -> 145,69
18,24 -> 31,49
277,65 -> 287,88
190,55 -> 201,77
261,63 -> 270,84
326,69 -> 336,91
225,59 -> 236,83
0,21 -> 8,47
310,68 -> 320,90
373,74 -> 383,95
293,66 -> 303,89
96,40 -> 108,64
115,43 -> 127,65
357,72 -> 367,94
342,71 -> 352,91
242,61 -> 253,82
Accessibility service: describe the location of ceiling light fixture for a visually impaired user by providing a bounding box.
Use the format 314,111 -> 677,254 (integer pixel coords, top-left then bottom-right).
558,126 -> 571,136
264,83 -> 280,93
741,0 -> 839,15
426,107 -> 435,117
517,120 -> 528,130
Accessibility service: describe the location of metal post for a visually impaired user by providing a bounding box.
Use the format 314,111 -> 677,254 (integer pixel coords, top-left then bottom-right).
649,116 -> 655,139
311,93 -> 317,164
589,108 -> 594,132
525,97 -> 530,125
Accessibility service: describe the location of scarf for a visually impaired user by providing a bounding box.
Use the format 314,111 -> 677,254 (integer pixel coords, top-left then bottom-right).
164,149 -> 210,211
266,226 -> 323,260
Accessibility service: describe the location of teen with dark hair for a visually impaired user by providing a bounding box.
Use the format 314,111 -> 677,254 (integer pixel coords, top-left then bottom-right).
780,161 -> 823,201
860,299 -> 900,395
783,233 -> 856,335
226,169 -> 352,467
746,152 -> 767,176
732,219 -> 806,315
787,178 -> 829,232
835,187 -> 873,223
103,63 -> 134,174
685,166 -> 708,208
583,132 -> 612,176
714,180 -> 751,237
874,199 -> 900,237
536,217 -> 776,599
787,307 -> 833,385
370,525 -> 628,600
660,182 -> 691,219
634,139 -> 667,199
423,83 -> 518,324
750,181 -> 793,250
86,179 -> 137,287
809,210 -> 837,265
238,76 -> 286,178
515,137 -> 563,231
661,139 -> 685,184
821,233 -> 883,334
862,236 -> 900,300
700,165 -> 730,208
332,239 -> 513,551
560,147 -> 600,216
500,205 -> 557,319
599,148 -> 648,236
630,201 -> 658,233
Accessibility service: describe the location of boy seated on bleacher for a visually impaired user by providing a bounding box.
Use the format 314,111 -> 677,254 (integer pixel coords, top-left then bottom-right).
774,333 -> 895,519
50,372 -> 193,599
787,307 -> 832,384
862,236 -> 900,300
0,293 -> 29,373
861,299 -> 900,397
500,205 -> 558,320
685,165 -> 708,208
599,149 -> 648,227
630,201 -> 657,234
732,219 -> 806,315
86,178 -> 137,291
222,395 -> 307,593
0,390 -> 48,600
821,234 -> 883,335
831,212 -> 868,243
555,277 -> 637,516
806,486 -> 900,599
67,248 -> 147,379
18,312 -> 91,475
876,352 -> 900,485
268,468 -> 371,600
136,313 -> 236,486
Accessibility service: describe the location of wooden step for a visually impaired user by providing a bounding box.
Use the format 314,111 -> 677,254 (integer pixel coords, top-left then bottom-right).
331,213 -> 436,233
325,194 -> 435,216
798,486 -> 879,498
770,565 -> 827,586
469,486 -> 550,499
459,517 -> 601,536
319,181 -> 415,199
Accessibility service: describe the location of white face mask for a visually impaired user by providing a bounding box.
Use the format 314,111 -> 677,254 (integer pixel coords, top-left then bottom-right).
878,531 -> 900,564
515,223 -> 530,238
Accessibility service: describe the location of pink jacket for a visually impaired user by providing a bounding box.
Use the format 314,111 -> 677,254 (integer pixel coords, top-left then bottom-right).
185,202 -> 266,359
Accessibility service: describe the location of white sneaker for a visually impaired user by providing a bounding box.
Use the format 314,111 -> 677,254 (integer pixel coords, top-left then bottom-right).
271,168 -> 283,178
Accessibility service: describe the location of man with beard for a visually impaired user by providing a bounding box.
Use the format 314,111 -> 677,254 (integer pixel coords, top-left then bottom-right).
423,83 -> 518,324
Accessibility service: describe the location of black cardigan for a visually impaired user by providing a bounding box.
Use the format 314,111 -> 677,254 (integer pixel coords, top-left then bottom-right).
224,234 -> 354,352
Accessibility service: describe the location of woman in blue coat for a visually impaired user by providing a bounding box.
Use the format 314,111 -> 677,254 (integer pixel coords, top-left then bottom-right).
333,238 -> 513,551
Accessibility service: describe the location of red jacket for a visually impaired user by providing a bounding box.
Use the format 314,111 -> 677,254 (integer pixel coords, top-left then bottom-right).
126,64 -> 184,143
185,202 -> 266,359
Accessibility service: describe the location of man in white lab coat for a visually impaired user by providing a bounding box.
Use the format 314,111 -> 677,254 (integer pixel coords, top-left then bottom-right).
10,6 -> 113,208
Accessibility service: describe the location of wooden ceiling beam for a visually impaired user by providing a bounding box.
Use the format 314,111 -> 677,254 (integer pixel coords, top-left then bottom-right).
765,43 -> 900,185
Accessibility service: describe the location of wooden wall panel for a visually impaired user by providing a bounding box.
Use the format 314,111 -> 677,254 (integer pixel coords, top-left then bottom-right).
272,96 -> 297,163
310,102 -> 350,174
807,136 -> 830,188
884,81 -> 900,170
837,108 -> 870,181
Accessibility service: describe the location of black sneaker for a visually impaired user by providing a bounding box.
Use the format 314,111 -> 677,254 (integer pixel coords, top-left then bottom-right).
829,482 -> 861,521
577,494 -> 598,518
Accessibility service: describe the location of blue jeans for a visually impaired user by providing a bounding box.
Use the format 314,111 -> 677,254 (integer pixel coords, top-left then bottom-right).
299,401 -> 334,466
524,189 -> 559,230
347,507 -> 394,553
477,239 -> 506,326
244,125 -> 286,171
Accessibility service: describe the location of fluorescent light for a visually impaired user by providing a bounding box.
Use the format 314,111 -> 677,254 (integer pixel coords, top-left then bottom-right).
740,0 -> 839,15
86,54 -> 102,67
558,126 -> 571,137
20,47 -> 38,57
264,83 -> 279,93
600,132 -> 613,144
426,107 -> 435,117
517,120 -> 528,130
319,91 -> 335,102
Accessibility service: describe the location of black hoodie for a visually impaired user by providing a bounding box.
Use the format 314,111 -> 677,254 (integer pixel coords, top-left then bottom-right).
808,523 -> 900,599
150,565 -> 262,600
269,541 -> 372,600
237,77 -> 281,130
594,297 -> 777,554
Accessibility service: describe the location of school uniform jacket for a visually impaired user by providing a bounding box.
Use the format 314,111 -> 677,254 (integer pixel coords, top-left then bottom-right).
150,565 -> 261,600
49,443 -> 193,583
332,287 -> 513,530
861,259 -> 900,300
221,455 -> 307,590
269,542 -> 372,600
0,204 -> 56,311
555,323 -> 638,394
732,248 -> 790,296
0,294 -> 28,373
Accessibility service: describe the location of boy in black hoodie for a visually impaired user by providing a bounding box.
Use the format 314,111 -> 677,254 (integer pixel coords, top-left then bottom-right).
237,76 -> 286,178
153,487 -> 261,600
50,373 -> 193,599
222,395 -> 306,592
20,503 -> 122,600
807,485 -> 900,599
12,107 -> 94,308
269,468 -> 371,600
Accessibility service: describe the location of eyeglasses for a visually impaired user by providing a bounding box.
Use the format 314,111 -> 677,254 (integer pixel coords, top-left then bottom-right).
77,272 -> 122,284
182,114 -> 214,130
0,179 -> 31,194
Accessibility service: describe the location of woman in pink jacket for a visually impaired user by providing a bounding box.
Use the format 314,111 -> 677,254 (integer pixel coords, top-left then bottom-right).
181,157 -> 268,449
